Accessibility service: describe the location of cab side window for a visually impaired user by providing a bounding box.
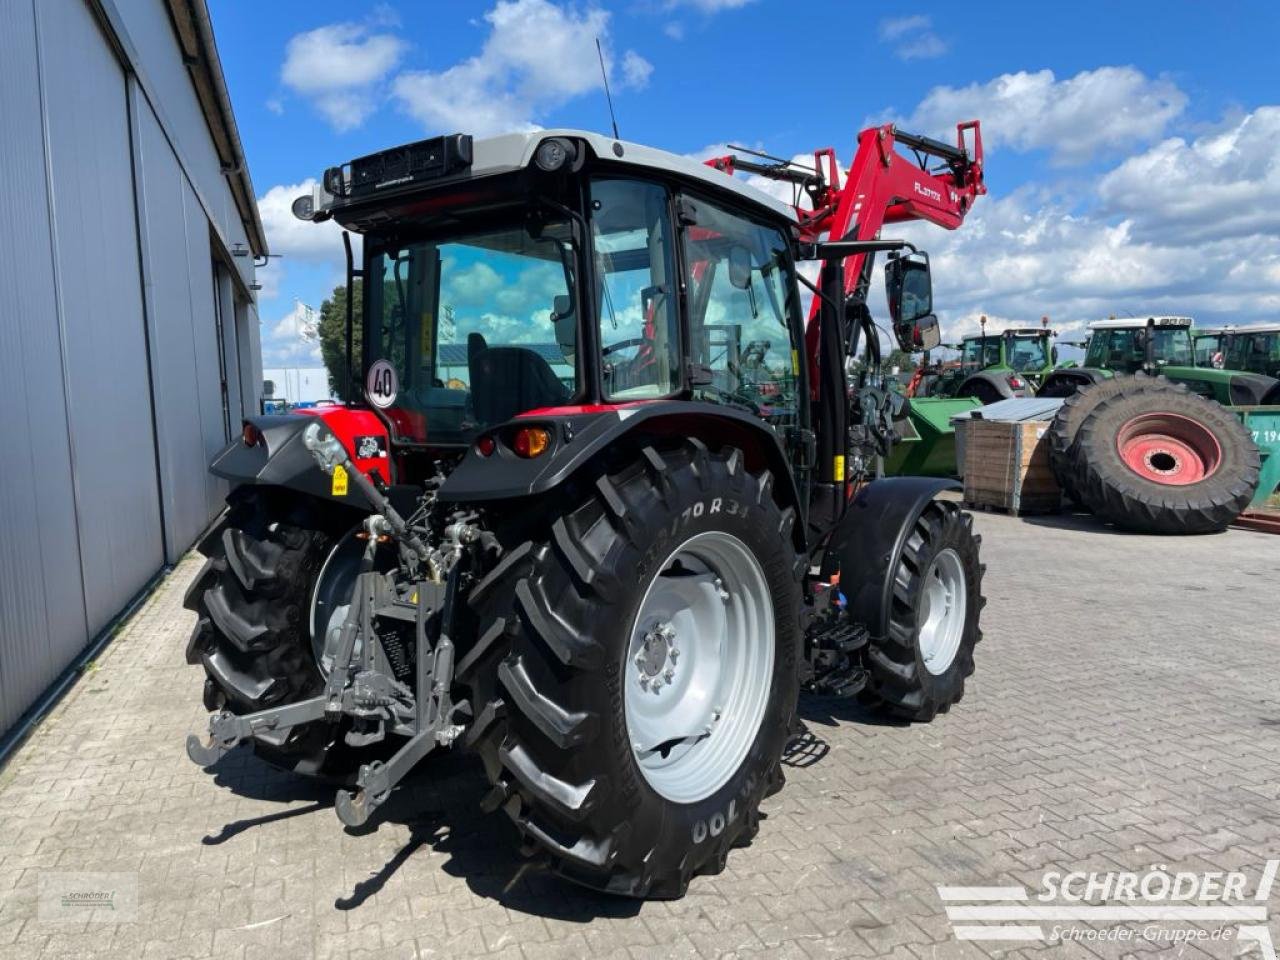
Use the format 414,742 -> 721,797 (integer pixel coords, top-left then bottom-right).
682,198 -> 801,427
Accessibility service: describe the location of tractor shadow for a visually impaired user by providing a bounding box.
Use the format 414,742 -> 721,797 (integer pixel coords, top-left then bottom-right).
200,746 -> 641,922
797,692 -> 910,730
1017,508 -> 1132,536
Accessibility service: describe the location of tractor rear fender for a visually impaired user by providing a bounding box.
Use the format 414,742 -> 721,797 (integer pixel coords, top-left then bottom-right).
437,401 -> 805,547
209,414 -> 379,510
957,370 -> 1018,400
819,477 -> 960,639
1228,372 -> 1280,406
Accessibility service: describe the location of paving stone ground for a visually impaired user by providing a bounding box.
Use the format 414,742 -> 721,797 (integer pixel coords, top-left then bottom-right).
1,507 -> 1278,960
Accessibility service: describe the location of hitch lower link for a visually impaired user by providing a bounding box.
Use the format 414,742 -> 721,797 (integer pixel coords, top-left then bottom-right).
186,560 -> 463,827
189,429 -> 470,827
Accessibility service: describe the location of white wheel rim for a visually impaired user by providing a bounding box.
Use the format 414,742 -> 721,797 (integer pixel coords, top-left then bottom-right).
624,531 -> 774,805
917,547 -> 966,676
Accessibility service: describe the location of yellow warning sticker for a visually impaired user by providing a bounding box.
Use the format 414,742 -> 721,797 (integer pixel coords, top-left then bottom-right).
833,455 -> 845,481
332,464 -> 349,497
791,349 -> 800,374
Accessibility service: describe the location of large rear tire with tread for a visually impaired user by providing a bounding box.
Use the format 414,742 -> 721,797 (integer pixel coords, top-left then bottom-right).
458,440 -> 803,898
858,501 -> 984,721
185,488 -> 365,779
1047,374 -> 1181,502
1069,383 -> 1259,534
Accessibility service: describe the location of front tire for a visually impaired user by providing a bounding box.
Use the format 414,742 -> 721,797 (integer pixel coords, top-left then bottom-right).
460,441 -> 803,898
859,501 -> 984,721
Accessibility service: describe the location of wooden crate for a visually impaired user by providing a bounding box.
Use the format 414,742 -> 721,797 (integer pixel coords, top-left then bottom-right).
962,419 -> 1062,516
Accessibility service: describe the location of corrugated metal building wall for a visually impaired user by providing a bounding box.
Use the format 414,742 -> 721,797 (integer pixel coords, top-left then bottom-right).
0,0 -> 265,738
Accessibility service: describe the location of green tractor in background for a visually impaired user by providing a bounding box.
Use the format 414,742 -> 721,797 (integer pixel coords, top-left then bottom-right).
1041,317 -> 1277,532
924,319 -> 1059,402
885,319 -> 1060,478
1039,316 -> 1280,405
1193,326 -> 1231,368
1221,324 -> 1280,382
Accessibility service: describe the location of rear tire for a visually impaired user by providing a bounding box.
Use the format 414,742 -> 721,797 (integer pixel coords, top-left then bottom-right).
185,488 -> 365,779
459,441 -> 803,898
858,501 -> 984,721
1070,382 -> 1260,533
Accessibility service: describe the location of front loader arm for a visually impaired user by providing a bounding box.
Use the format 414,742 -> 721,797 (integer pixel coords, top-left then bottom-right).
706,121 -> 985,379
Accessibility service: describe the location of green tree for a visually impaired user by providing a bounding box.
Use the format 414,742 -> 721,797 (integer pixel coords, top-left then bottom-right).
318,283 -> 362,400
886,349 -> 918,374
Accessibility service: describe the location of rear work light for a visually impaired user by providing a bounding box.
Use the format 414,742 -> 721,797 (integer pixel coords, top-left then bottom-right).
512,427 -> 551,459
533,137 -> 578,172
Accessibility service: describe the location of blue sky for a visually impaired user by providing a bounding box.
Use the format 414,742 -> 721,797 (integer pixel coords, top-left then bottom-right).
209,0 -> 1280,368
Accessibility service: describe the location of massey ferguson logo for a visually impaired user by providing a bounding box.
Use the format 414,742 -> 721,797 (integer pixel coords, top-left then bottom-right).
913,181 -> 943,202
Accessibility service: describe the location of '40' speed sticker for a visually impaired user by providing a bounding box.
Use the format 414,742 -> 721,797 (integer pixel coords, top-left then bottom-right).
366,359 -> 398,409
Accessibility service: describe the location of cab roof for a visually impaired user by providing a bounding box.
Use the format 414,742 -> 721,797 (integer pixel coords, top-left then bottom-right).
317,128 -> 798,228
961,327 -> 1048,340
1088,317 -> 1193,330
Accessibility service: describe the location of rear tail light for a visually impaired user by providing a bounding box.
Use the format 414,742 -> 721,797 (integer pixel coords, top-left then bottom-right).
242,423 -> 261,447
512,427 -> 551,458
475,435 -> 496,457
1007,375 -> 1024,390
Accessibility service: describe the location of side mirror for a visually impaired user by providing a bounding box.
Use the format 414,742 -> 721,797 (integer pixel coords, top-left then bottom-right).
885,252 -> 935,351
727,245 -> 753,290
551,295 -> 576,361
909,315 -> 942,352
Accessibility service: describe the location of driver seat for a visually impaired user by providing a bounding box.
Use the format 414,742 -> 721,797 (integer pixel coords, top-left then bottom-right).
468,337 -> 569,423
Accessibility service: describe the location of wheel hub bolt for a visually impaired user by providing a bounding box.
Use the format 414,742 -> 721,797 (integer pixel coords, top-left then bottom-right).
714,578 -> 730,601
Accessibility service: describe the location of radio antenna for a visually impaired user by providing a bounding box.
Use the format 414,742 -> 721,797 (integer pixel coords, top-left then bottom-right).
595,37 -> 621,140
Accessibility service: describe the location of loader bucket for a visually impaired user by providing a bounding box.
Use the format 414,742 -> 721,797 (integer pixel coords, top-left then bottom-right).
885,397 -> 983,478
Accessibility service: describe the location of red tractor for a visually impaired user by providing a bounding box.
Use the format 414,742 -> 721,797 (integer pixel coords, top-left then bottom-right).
186,121 -> 987,897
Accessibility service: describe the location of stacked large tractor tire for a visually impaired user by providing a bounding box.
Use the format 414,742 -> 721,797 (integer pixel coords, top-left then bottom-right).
1048,376 -> 1259,534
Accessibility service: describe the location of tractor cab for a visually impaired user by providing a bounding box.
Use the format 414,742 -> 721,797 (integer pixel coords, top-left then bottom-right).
1193,327 -> 1231,368
294,132 -> 812,473
1083,317 -> 1195,372
1040,316 -> 1279,405
1223,324 -> 1280,379
928,326 -> 1054,402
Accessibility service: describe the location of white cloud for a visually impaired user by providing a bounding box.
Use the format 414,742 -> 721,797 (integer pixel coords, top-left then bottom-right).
392,0 -> 650,136
890,181 -> 1280,343
257,179 -> 350,261
281,22 -> 405,131
664,21 -> 685,40
899,67 -> 1187,165
1098,107 -> 1280,242
878,15 -> 946,61
621,50 -> 654,89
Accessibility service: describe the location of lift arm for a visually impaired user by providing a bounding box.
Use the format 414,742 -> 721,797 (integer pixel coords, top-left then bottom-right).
706,121 -> 985,374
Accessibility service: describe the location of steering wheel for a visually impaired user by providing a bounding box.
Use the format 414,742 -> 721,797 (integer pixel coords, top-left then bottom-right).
602,338 -> 648,357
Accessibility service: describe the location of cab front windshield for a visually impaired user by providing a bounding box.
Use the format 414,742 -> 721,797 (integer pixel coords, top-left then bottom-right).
960,337 -> 1001,370
366,215 -> 578,444
1085,326 -> 1193,369
1007,335 -> 1048,372
1225,331 -> 1280,375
